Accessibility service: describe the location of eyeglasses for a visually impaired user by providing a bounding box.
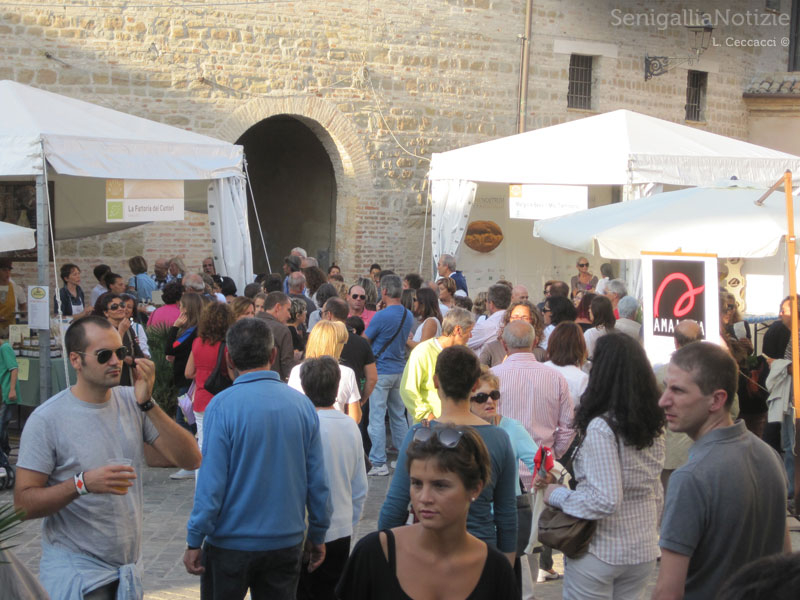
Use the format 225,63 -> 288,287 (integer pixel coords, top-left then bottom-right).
75,346 -> 128,364
578,263 -> 589,267
471,390 -> 501,404
107,303 -> 124,311
351,294 -> 366,300
412,427 -> 464,448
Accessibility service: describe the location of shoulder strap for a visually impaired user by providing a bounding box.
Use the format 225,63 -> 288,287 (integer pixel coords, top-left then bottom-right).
214,341 -> 227,370
374,308 -> 408,360
381,529 -> 397,571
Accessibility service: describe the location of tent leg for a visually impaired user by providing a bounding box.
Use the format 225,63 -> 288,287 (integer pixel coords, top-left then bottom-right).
36,174 -> 51,403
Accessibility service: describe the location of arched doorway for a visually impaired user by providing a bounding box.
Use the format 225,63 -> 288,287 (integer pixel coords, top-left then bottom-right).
237,115 -> 337,274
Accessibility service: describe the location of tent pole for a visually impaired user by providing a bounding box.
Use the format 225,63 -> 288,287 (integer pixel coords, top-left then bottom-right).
36,172 -> 51,403
783,170 -> 800,502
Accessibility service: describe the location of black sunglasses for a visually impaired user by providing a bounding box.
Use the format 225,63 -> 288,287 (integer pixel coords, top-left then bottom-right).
76,346 -> 128,364
351,294 -> 366,300
107,303 -> 124,311
542,307 -> 552,313
471,390 -> 501,404
412,427 -> 464,448
578,263 -> 589,267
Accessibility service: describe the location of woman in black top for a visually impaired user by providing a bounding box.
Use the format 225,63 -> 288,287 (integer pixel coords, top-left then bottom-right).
92,292 -> 143,386
337,425 -> 517,600
165,293 -> 204,393
56,263 -> 91,319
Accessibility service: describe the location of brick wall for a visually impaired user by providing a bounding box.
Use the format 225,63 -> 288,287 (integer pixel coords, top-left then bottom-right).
0,0 -> 791,290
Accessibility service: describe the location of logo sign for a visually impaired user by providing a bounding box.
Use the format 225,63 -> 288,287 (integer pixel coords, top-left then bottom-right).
508,184 -> 587,220
106,179 -> 184,223
652,259 -> 706,337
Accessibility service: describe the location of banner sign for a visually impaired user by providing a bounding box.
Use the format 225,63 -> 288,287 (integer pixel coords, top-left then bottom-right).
106,179 -> 184,222
508,184 -> 587,220
642,253 -> 719,366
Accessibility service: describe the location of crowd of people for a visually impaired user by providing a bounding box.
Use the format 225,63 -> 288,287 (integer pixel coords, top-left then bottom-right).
1,249 -> 798,600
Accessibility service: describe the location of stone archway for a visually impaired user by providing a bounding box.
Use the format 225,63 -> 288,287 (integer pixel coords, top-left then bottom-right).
219,97 -> 373,278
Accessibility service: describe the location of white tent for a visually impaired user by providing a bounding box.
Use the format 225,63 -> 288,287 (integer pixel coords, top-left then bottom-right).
427,109 -> 800,268
0,221 -> 35,253
0,80 -> 253,289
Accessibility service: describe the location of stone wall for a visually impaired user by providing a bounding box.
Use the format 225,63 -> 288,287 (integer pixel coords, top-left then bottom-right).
0,0 -> 792,291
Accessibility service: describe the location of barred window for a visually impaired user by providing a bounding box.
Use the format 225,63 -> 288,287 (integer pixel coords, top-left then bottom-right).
685,70 -> 707,122
568,55 -> 593,110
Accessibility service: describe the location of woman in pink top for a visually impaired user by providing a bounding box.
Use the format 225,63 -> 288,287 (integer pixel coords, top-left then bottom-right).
185,301 -> 233,449
147,282 -> 183,329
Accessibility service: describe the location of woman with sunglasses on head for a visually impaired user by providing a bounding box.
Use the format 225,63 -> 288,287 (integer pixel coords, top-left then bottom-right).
92,292 -> 144,387
340,423 -> 517,599
407,287 -> 443,350
537,334 -> 665,600
571,257 -> 598,300
379,346 -> 518,573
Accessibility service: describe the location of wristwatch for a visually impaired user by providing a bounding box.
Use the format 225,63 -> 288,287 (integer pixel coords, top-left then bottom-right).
137,399 -> 155,412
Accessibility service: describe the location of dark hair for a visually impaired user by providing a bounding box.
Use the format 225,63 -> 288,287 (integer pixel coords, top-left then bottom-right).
324,296 -> 349,321
103,272 -> 122,289
300,356 -> 341,408
198,301 -> 233,344
549,281 -> 570,297
226,317 -> 274,371
717,551 -> 800,600
590,295 -> 616,329
60,263 -> 79,284
416,287 -> 442,322
369,263 -> 382,272
499,300 -> 544,344
327,263 -> 340,275
219,276 -> 237,297
92,292 -> 122,316
600,263 -> 614,279
670,341 -> 739,408
128,255 -> 147,275
574,334 -> 665,449
434,345 -> 481,401
405,425 -> 491,493
404,273 -> 423,289
161,281 -> 183,305
243,282 -> 262,299
401,288 -> 416,312
65,315 -> 114,355
93,264 -> 110,282
346,315 -> 365,335
315,283 -> 339,309
548,322 -> 587,366
487,284 -> 512,310
264,291 -> 289,312
548,295 -> 577,325
264,273 -> 283,293
120,293 -> 145,325
454,295 -> 473,312
328,273 -> 344,283
302,266 -> 327,296
576,292 -> 596,320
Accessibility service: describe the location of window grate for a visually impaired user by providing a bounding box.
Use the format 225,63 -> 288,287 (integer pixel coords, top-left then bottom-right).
568,55 -> 593,109
685,70 -> 707,121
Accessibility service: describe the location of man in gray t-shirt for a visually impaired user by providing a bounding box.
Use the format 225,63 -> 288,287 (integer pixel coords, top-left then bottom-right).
653,342 -> 789,600
14,316 -> 201,599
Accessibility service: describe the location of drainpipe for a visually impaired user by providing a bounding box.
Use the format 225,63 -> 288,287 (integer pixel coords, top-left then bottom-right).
517,0 -> 533,133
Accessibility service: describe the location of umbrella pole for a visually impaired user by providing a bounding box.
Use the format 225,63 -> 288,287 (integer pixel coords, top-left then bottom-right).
784,170 -> 800,503
36,172 -> 51,404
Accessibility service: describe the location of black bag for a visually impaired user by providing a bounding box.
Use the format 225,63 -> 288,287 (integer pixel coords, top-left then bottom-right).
204,342 -> 232,395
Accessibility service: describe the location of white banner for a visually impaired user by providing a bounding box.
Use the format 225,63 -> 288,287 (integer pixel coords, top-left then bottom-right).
27,285 -> 50,330
106,179 -> 184,222
509,184 -> 587,220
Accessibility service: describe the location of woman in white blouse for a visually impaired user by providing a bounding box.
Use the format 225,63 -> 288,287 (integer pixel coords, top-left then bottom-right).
539,333 -> 665,600
288,320 -> 362,424
543,321 -> 589,408
583,295 -> 616,360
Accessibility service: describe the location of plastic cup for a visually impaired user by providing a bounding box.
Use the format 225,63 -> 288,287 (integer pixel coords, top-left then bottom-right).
107,458 -> 133,494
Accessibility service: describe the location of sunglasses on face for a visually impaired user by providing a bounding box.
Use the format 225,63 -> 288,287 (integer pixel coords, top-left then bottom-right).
107,303 -> 124,311
578,263 -> 589,267
543,307 -> 551,313
471,390 -> 501,404
76,346 -> 128,364
351,294 -> 366,300
412,427 -> 465,448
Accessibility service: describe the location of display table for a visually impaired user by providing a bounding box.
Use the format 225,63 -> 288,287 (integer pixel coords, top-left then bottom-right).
16,356 -> 76,407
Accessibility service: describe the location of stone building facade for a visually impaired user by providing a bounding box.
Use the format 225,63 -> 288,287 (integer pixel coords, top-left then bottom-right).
0,0 -> 794,290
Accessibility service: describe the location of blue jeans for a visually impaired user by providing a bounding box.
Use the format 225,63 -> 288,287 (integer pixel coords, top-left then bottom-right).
782,408 -> 796,499
368,373 -> 409,466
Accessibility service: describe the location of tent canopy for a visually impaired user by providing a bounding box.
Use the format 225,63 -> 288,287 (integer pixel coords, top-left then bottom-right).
429,109 -> 800,186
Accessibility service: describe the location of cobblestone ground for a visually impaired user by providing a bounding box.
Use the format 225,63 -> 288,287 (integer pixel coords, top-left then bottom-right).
2,462 -> 799,600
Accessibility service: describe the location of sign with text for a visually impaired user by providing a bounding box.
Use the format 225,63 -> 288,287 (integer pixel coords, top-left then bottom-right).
642,253 -> 720,366
27,285 -> 50,330
105,179 -> 184,222
508,184 -> 587,220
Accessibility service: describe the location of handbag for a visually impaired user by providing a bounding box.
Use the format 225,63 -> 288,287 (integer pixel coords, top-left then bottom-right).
177,382 -> 196,425
536,437 -> 597,559
204,342 -> 232,395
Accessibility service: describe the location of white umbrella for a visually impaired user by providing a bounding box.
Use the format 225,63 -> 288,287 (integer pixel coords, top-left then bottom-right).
533,180 -> 796,259
0,220 -> 35,252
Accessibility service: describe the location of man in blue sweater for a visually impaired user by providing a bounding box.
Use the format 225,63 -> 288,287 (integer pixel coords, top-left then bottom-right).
183,317 -> 331,600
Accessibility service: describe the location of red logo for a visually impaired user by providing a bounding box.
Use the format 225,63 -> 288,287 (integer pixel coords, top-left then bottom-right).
654,272 -> 705,318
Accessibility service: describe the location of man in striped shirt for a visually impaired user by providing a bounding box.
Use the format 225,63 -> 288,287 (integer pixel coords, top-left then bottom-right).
492,320 -> 574,465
